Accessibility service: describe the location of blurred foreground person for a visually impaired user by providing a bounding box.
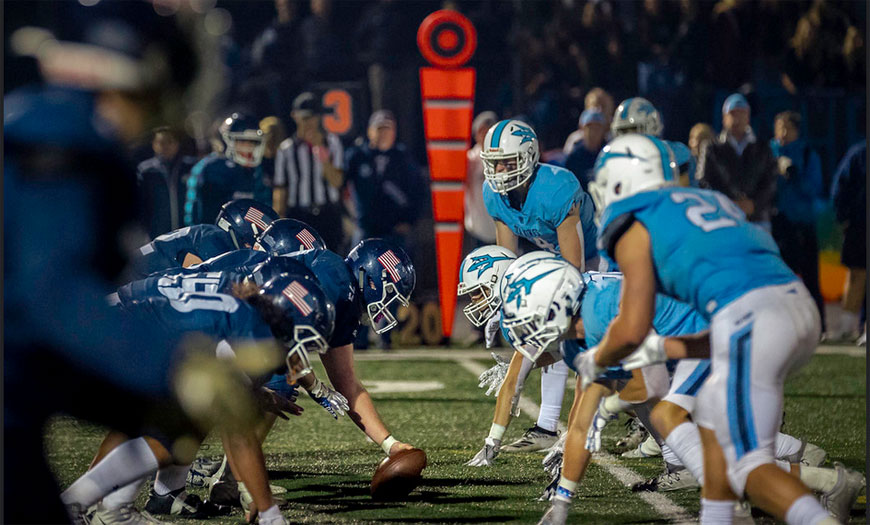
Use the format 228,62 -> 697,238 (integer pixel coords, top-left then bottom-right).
3,3 -> 252,523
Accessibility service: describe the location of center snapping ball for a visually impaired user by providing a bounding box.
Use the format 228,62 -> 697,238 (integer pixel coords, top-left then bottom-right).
370,448 -> 428,500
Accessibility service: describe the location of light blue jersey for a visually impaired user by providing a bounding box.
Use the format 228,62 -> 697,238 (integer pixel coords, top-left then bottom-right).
665,140 -> 697,187
483,163 -> 598,262
561,272 -> 708,373
598,187 -> 796,320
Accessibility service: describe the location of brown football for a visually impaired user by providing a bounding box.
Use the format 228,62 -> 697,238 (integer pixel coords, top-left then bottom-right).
370,448 -> 428,500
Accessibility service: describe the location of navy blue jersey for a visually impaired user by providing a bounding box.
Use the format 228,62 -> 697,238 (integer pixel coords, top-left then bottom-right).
133,224 -> 234,278
187,249 -> 269,276
184,152 -> 265,226
290,249 -> 360,347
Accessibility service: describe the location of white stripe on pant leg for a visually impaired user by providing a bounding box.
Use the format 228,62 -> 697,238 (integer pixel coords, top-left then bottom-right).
455,358 -> 694,523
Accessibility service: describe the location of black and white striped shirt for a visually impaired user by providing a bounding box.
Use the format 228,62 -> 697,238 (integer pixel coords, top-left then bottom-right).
274,134 -> 344,209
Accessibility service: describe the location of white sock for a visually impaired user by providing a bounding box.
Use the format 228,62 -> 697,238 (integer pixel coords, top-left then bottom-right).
784,494 -> 832,525
664,423 -> 704,483
840,311 -> 860,334
775,432 -> 803,459
538,360 -> 569,433
488,423 -> 506,442
101,479 -> 146,510
774,460 -> 839,493
61,438 -> 159,507
700,499 -> 734,524
154,464 -> 191,495
259,504 -> 284,525
554,477 -> 578,503
640,434 -> 662,455
661,444 -> 683,468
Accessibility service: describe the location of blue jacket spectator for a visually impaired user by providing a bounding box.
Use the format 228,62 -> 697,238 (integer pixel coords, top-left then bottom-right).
770,141 -> 824,224
564,109 -> 607,192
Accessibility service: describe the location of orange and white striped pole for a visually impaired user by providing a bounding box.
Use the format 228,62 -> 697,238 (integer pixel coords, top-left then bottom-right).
417,10 -> 477,340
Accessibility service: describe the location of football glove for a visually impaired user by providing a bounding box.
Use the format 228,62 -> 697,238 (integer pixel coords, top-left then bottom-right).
305,378 -> 349,419
542,433 -> 566,476
575,346 -> 606,391
539,469 -> 561,501
586,398 -> 619,452
537,499 -> 570,525
620,332 -> 666,370
255,387 -> 304,420
478,352 -> 510,396
465,437 -> 501,467
484,315 -> 501,349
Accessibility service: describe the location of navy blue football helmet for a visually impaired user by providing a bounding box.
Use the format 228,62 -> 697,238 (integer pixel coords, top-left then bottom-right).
246,256 -> 317,287
216,199 -> 280,249
256,273 -> 335,382
254,218 -> 327,255
221,113 -> 265,168
345,239 -> 416,334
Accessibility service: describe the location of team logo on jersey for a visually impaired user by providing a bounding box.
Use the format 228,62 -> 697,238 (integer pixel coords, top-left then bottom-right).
282,281 -> 313,315
295,229 -> 318,250
510,125 -> 536,145
244,207 -> 269,232
466,254 -> 513,278
504,268 -> 558,308
377,250 -> 402,283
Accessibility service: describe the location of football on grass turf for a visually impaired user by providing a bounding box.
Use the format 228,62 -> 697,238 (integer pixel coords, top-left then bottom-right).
370,448 -> 428,500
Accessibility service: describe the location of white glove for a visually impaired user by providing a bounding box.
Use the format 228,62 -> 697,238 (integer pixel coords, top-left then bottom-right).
484,315 -> 501,349
542,433 -> 566,476
478,352 -> 510,396
539,469 -> 561,501
575,346 -> 606,391
465,437 -> 500,467
621,332 -> 666,371
305,378 -> 349,419
586,398 -> 619,452
537,498 -> 570,525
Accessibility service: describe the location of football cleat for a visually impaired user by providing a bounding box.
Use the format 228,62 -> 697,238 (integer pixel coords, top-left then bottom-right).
502,426 -> 559,453
91,504 -> 165,525
784,441 -> 827,468
732,500 -> 756,525
615,417 -> 648,451
537,498 -> 570,525
65,503 -> 92,525
820,462 -> 865,522
631,468 -> 700,492
143,488 -> 227,518
621,434 -> 661,458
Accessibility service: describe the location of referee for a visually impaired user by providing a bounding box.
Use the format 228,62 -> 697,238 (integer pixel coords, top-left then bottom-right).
273,92 -> 345,250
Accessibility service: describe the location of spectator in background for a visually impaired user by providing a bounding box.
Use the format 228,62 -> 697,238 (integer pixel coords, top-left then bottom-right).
830,141 -> 866,344
257,116 -> 287,204
688,122 -> 714,160
345,110 -> 423,349
465,111 -> 498,247
248,0 -> 303,119
563,87 -> 614,154
273,92 -> 345,250
136,127 -> 197,238
769,110 -> 826,333
564,109 -> 607,192
299,0 -> 350,82
697,93 -> 777,230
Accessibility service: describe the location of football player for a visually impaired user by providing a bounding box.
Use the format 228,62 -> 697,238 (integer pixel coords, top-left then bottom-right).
62,271 -> 335,525
481,119 -> 599,452
132,198 -> 279,278
184,113 -> 271,226
205,238 -> 422,506
581,134 -> 848,524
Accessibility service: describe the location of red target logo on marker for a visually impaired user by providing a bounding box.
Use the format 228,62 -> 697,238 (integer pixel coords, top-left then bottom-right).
417,10 -> 477,69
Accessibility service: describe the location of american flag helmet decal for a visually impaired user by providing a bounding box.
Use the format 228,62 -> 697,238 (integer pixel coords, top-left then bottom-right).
244,207 -> 269,232
377,250 -> 402,283
282,280 -> 313,316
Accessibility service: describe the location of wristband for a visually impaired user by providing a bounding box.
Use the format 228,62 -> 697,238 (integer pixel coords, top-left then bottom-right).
381,435 -> 398,455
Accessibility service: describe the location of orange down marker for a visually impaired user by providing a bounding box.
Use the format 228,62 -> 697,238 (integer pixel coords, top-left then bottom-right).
417,10 -> 477,340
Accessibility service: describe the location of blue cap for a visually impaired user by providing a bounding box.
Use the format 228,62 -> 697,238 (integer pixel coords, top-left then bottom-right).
722,94 -> 749,114
580,109 -> 606,127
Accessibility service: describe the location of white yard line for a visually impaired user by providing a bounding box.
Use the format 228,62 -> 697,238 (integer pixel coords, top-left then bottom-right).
454,358 -> 695,524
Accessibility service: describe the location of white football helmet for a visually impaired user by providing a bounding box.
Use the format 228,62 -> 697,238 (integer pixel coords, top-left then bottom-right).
500,258 -> 585,362
498,251 -> 558,304
457,245 -> 518,327
480,119 -> 541,194
611,97 -> 663,137
588,134 -> 678,222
